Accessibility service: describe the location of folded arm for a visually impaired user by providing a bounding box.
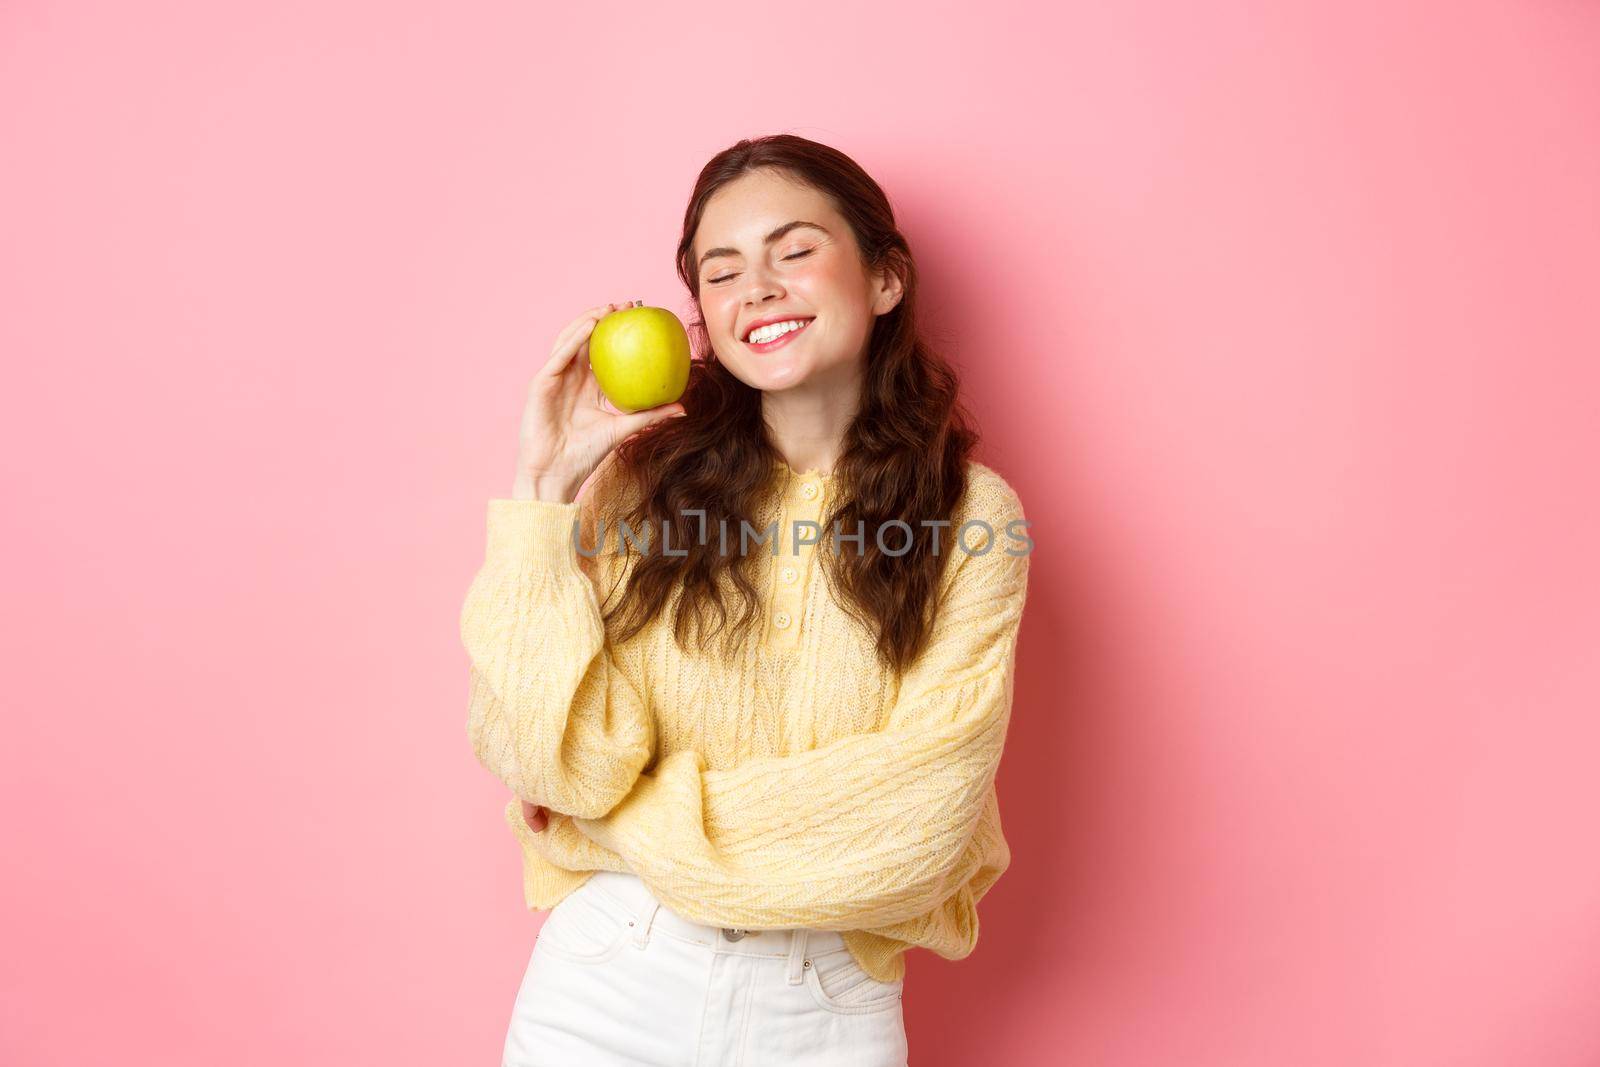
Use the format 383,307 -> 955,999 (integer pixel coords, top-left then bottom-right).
459,453 -> 655,818
571,481 -> 1032,930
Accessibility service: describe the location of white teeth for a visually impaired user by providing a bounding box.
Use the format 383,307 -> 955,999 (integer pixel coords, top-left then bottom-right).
747,319 -> 808,344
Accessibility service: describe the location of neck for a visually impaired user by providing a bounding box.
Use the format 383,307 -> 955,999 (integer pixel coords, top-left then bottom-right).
760,360 -> 861,477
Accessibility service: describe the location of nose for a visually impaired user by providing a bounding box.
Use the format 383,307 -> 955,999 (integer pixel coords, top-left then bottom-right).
740,265 -> 785,306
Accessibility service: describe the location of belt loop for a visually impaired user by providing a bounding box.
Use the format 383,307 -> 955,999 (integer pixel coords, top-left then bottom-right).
786,927 -> 809,985
631,895 -> 661,949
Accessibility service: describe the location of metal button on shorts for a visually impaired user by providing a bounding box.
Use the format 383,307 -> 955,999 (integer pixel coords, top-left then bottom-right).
721,928 -> 747,941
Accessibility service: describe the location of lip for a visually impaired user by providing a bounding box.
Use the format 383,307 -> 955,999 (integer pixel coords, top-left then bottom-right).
741,313 -> 814,343
745,318 -> 813,354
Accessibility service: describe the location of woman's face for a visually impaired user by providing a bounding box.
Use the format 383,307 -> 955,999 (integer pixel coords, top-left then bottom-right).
691,168 -> 901,393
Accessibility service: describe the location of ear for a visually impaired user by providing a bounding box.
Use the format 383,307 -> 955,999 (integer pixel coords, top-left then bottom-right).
871,257 -> 906,316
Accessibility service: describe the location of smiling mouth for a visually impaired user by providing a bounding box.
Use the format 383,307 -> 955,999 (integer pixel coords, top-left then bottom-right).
744,318 -> 814,350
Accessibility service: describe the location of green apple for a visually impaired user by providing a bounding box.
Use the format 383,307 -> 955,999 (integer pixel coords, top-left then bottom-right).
588,304 -> 691,413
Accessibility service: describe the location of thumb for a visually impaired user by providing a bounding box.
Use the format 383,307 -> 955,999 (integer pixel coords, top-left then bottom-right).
618,403 -> 687,435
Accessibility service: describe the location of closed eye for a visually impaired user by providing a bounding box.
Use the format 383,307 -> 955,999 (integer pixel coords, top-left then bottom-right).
706,249 -> 812,285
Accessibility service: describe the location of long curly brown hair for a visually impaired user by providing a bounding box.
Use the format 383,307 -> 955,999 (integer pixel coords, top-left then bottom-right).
601,133 -> 981,675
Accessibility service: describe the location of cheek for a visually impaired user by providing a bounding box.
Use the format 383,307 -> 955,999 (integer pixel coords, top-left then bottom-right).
697,293 -> 733,335
700,296 -> 745,361
787,262 -> 832,295
796,262 -> 862,313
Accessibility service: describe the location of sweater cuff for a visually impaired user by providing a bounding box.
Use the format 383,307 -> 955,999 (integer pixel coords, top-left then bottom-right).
485,498 -> 583,567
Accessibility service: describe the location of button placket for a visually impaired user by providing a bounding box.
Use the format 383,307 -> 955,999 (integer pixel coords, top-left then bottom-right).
768,477 -> 825,648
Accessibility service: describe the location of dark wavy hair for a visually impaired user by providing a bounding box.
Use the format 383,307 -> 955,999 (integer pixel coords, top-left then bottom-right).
601,133 -> 980,674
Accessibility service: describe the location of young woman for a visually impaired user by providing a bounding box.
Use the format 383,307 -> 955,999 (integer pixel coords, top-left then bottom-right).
461,134 -> 1033,1066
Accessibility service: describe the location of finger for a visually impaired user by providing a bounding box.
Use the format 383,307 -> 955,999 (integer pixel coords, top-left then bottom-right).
591,375 -> 621,414
574,334 -> 601,390
540,304 -> 622,379
555,304 -> 614,352
535,320 -> 593,380
613,401 -> 688,436
544,304 -> 615,366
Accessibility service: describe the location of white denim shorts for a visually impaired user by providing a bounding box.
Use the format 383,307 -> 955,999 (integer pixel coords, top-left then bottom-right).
502,868 -> 909,1066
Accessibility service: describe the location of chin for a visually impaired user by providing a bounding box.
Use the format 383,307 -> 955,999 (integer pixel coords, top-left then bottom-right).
753,368 -> 807,392
725,356 -> 808,391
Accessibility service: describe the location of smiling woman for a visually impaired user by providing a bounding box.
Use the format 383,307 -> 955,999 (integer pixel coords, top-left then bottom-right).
463,133 -> 1033,1067
687,175 -> 897,397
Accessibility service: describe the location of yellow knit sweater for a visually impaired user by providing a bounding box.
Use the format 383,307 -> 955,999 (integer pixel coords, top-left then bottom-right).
460,451 -> 1032,983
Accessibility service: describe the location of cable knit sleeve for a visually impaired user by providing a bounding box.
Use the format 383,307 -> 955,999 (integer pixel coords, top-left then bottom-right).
568,477 -> 1032,931
459,452 -> 655,818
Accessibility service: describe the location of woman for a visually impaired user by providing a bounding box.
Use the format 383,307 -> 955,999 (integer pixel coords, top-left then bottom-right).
461,134 -> 1033,1066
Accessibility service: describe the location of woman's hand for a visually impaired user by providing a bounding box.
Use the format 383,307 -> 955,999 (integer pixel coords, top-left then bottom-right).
513,300 -> 688,502
521,799 -> 548,833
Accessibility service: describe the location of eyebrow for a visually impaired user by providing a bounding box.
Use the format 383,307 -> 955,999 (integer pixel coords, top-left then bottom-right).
697,220 -> 828,270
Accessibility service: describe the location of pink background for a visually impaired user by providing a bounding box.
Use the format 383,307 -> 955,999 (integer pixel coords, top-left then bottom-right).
4,2 -> 1597,1064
